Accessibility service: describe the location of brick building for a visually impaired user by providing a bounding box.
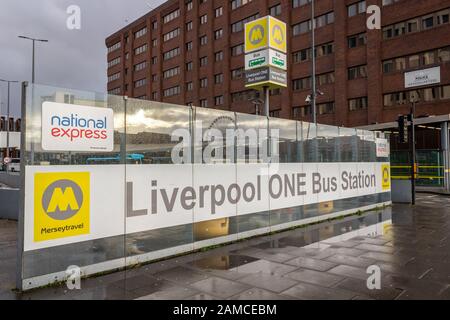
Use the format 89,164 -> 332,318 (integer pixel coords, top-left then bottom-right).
105,0 -> 450,128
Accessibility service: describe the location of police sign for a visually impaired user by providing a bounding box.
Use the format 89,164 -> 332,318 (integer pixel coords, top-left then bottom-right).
245,16 -> 287,54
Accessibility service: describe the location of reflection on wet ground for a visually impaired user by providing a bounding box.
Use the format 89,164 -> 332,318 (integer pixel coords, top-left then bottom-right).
2,193 -> 450,300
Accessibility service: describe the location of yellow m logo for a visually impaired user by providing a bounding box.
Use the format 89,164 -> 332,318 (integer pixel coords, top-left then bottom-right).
273,27 -> 283,42
250,25 -> 264,44
47,187 -> 80,213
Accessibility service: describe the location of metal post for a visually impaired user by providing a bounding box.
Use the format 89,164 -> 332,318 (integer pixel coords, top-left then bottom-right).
311,0 -> 317,124
441,121 -> 450,192
410,101 -> 416,205
16,81 -> 28,291
32,40 -> 35,83
6,81 -> 10,158
264,86 -> 269,117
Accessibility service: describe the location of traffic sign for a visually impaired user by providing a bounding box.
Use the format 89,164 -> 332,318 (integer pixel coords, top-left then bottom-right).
245,66 -> 287,89
245,16 -> 287,54
245,49 -> 287,71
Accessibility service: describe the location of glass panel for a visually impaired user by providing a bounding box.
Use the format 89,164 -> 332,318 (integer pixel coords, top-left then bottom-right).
21,83 -> 126,294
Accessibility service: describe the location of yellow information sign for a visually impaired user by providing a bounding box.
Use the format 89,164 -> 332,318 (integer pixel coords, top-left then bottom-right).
34,172 -> 90,242
381,164 -> 391,191
245,16 -> 287,54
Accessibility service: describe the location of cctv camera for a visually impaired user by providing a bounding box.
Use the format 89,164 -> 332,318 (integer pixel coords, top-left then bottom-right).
305,95 -> 312,103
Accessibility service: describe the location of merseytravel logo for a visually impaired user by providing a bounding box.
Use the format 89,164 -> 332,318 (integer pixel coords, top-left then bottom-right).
249,25 -> 265,46
245,18 -> 268,53
381,164 -> 391,190
269,17 -> 286,53
34,172 -> 90,242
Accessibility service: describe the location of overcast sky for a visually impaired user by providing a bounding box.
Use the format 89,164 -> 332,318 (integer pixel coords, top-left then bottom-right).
0,0 -> 165,117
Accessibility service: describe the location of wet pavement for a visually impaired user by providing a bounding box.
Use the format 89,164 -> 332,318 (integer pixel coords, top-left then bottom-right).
1,193 -> 450,300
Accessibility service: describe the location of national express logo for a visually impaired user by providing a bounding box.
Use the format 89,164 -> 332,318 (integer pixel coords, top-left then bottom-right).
41,102 -> 114,152
34,172 -> 90,242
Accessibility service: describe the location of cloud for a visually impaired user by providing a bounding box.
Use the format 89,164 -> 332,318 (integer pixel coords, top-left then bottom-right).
0,0 -> 165,117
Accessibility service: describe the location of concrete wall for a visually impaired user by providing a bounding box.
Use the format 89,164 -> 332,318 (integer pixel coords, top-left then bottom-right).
0,172 -> 21,188
0,188 -> 19,220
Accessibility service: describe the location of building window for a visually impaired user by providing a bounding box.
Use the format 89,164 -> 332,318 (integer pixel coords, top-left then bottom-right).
134,44 -> 148,55
108,57 -> 121,68
231,43 -> 244,56
163,66 -> 180,79
231,67 -> 244,80
293,72 -> 334,90
383,8 -> 450,40
214,29 -> 223,40
152,74 -> 157,81
134,78 -> 147,88
152,21 -> 157,30
382,0 -> 401,5
293,0 -> 311,8
186,82 -> 193,91
439,46 -> 450,63
383,85 -> 450,107
108,72 -> 120,82
318,102 -> 334,115
200,56 -> 208,66
200,78 -> 208,88
215,51 -> 224,61
293,20 -> 311,35
163,9 -> 180,24
152,91 -> 158,100
269,110 -> 281,118
200,14 -> 208,25
152,39 -> 157,47
134,27 -> 147,39
348,65 -> 367,80
200,99 -> 208,107
347,1 -> 366,17
108,87 -> 121,95
214,73 -> 224,84
293,77 -> 311,91
231,14 -> 259,33
231,0 -> 253,10
215,7 -> 223,17
231,89 -> 259,102
348,32 -> 367,48
163,28 -> 180,42
151,56 -> 157,64
163,47 -> 180,60
186,1 -> 193,11
293,105 -> 311,118
186,61 -> 193,71
186,41 -> 193,51
186,21 -> 193,31
200,35 -> 208,46
163,86 -> 181,97
349,97 -> 368,111
107,42 -> 121,53
270,4 -> 281,16
134,61 -> 147,72
215,96 -> 224,106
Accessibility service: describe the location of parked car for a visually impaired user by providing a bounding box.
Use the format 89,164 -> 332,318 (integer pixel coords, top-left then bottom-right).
7,158 -> 20,172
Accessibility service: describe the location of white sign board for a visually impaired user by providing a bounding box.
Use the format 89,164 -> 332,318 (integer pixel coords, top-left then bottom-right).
24,162 -> 390,251
245,49 -> 287,71
376,138 -> 389,158
41,102 -> 114,152
405,66 -> 441,88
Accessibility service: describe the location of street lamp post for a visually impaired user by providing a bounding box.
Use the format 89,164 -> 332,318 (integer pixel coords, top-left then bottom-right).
311,0 -> 317,124
0,79 -> 19,159
18,36 -> 49,83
